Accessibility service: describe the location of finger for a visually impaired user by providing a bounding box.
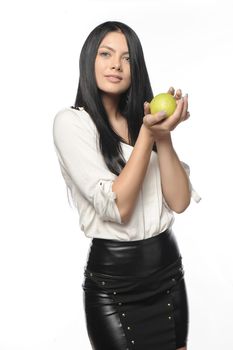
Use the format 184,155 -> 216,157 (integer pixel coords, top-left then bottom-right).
166,97 -> 184,126
174,110 -> 190,129
180,94 -> 188,120
144,101 -> 151,115
167,86 -> 175,95
185,111 -> 190,120
174,97 -> 184,117
176,111 -> 190,127
173,95 -> 190,128
175,89 -> 182,100
143,111 -> 167,127
183,109 -> 190,120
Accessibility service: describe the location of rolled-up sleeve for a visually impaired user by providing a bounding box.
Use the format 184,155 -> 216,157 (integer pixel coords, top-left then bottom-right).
94,179 -> 122,222
53,108 -> 122,224
181,161 -> 201,203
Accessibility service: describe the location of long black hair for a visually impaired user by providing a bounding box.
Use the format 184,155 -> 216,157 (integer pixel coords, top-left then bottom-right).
70,21 -> 156,176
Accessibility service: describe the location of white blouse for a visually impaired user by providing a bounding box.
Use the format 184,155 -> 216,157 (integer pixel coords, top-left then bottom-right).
53,107 -> 201,241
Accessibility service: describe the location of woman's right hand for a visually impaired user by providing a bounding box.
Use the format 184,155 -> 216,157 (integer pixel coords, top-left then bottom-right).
142,87 -> 190,141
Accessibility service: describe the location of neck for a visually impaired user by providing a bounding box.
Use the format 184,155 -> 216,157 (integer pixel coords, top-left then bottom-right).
101,94 -> 122,122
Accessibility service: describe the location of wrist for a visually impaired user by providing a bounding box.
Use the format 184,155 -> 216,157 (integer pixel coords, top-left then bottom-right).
155,133 -> 173,150
140,124 -> 155,145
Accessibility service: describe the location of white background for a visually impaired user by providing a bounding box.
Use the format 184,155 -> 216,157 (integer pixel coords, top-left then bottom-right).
0,0 -> 232,348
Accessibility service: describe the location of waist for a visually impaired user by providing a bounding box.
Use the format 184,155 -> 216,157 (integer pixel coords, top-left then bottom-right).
85,228 -> 181,277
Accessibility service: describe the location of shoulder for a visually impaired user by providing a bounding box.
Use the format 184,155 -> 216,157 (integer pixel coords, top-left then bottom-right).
53,107 -> 84,128
53,107 -> 96,136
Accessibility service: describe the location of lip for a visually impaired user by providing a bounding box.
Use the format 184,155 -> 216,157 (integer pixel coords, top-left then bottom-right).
105,74 -> 123,82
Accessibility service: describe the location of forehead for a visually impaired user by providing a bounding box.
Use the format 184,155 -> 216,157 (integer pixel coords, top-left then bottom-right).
99,31 -> 129,51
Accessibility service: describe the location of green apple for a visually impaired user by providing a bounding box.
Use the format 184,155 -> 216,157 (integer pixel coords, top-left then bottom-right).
149,93 -> 176,117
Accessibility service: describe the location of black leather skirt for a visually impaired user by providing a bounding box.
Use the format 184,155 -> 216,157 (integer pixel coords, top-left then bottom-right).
82,228 -> 189,350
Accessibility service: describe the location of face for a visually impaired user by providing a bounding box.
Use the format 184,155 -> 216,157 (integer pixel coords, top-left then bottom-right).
95,31 -> 131,97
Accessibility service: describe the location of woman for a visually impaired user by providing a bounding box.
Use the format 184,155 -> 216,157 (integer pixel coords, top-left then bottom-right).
53,21 -> 201,350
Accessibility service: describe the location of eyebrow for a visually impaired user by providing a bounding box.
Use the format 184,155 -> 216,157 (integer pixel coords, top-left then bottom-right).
99,45 -> 129,55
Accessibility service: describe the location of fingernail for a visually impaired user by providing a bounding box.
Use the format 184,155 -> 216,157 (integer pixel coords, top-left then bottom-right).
159,110 -> 167,116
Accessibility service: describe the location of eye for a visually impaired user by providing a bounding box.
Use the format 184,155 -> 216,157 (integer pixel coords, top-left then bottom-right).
124,56 -> 130,62
99,51 -> 110,57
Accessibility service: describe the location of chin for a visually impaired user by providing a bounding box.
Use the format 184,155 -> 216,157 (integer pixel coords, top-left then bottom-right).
100,86 -> 129,96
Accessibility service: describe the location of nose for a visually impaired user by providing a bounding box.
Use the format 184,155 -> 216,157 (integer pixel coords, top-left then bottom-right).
111,60 -> 122,71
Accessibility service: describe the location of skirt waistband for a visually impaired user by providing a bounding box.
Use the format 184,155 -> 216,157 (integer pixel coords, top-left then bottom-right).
85,228 -> 181,277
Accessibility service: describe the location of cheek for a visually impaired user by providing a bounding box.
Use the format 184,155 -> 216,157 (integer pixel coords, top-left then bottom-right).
95,60 -> 106,80
126,69 -> 131,85
126,65 -> 131,78
96,57 -> 105,70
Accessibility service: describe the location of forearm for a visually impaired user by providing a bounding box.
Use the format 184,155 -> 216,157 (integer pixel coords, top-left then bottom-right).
156,133 -> 191,213
112,125 -> 154,223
